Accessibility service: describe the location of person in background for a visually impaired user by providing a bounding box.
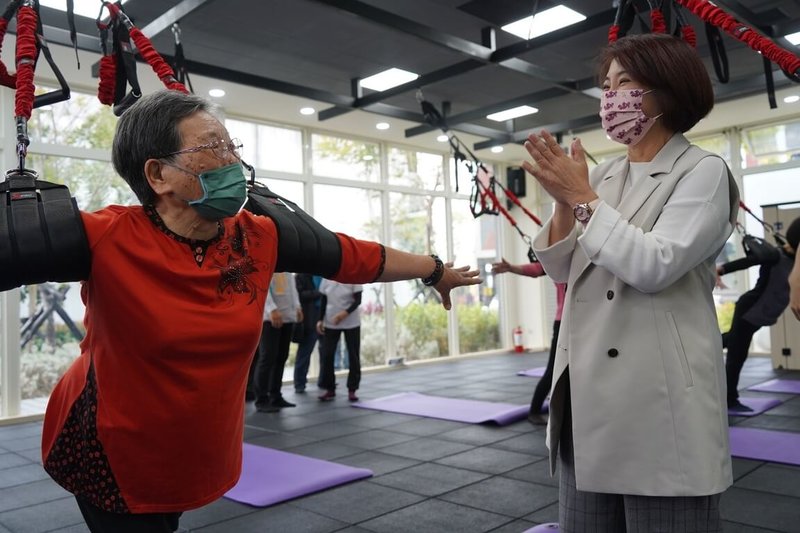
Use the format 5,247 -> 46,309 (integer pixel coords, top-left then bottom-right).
491,258 -> 566,424
317,280 -> 362,402
717,217 -> 800,411
526,34 -> 737,531
39,89 -> 481,533
790,241 -> 800,321
253,271 -> 302,412
292,273 -> 322,393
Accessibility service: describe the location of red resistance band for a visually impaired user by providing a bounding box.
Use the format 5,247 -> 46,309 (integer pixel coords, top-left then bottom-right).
100,2 -> 188,100
675,0 -> 800,76
15,3 -> 37,120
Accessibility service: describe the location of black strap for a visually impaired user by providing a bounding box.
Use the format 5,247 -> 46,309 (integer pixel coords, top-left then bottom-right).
245,182 -> 343,277
705,22 -> 729,83
65,0 -> 78,67
33,5 -> 71,109
112,11 -> 141,117
763,55 -> 777,109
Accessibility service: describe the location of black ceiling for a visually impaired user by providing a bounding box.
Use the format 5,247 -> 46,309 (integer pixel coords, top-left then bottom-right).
27,0 -> 800,151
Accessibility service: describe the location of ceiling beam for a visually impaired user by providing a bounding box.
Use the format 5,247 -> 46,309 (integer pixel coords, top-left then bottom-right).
404,83 -> 597,138
139,0 -> 216,38
312,1 -> 615,121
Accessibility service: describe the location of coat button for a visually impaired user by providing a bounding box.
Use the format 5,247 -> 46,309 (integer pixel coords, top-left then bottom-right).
608,348 -> 619,357
607,290 -> 614,300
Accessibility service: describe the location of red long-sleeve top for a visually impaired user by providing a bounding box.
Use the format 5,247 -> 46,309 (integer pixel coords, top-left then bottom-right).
41,205 -> 383,513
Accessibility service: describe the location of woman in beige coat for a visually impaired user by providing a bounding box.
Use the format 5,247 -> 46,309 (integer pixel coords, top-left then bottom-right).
526,34 -> 737,532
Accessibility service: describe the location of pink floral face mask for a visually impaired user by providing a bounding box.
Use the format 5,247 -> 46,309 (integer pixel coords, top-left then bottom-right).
599,89 -> 661,146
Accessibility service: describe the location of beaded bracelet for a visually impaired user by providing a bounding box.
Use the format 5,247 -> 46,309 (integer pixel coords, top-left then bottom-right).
421,254 -> 445,286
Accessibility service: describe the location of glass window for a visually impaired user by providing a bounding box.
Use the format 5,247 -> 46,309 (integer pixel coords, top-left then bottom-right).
449,156 -> 478,195
692,134 -> 731,167
28,87 -> 117,149
26,154 -> 133,211
742,120 -> 800,168
311,134 -> 380,182
226,119 -> 303,174
313,184 -> 385,367
388,147 -> 445,190
256,178 -> 305,210
451,198 -> 501,354
389,193 -> 449,360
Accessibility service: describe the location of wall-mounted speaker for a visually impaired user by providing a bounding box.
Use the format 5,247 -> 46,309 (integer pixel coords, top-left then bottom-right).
506,167 -> 525,209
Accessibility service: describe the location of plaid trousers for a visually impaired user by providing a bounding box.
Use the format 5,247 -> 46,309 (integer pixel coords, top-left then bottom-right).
558,392 -> 722,532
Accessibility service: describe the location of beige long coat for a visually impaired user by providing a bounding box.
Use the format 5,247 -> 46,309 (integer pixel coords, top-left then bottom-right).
533,134 -> 737,496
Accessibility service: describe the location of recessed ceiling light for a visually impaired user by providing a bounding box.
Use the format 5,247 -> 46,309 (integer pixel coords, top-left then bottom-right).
436,134 -> 449,142
208,88 -> 226,98
360,68 -> 419,92
41,0 -> 128,18
784,95 -> 800,104
487,105 -> 538,122
300,107 -> 316,115
490,146 -> 504,153
502,5 -> 586,40
582,87 -> 604,99
375,122 -> 390,130
785,31 -> 800,45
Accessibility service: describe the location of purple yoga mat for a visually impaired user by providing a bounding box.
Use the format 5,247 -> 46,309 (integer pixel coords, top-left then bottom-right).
522,524 -> 560,533
224,443 -> 373,507
747,378 -> 800,394
729,427 -> 800,466
728,397 -> 783,417
352,392 -> 529,425
517,367 -> 545,378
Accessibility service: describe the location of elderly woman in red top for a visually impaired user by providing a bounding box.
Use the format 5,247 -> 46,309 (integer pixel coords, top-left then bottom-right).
41,90 -> 480,533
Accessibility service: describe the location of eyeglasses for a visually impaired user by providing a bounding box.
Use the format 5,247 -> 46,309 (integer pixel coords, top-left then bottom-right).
161,138 -> 243,161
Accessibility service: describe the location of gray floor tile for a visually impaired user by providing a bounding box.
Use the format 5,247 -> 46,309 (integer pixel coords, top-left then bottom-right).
738,414 -> 800,432
0,478 -> 72,513
284,441 -> 365,461
0,436 -> 40,453
180,497 -> 260,529
524,502 -> 559,525
436,425 -> 522,447
501,458 -> 558,487
486,519 -> 540,533
325,429 -> 417,450
440,476 -> 559,518
378,437 -> 475,461
191,505 -> 346,532
387,418 -> 465,437
290,481 -> 424,523
293,421 -> 369,440
246,431 -> 317,450
0,496 -> 84,533
335,451 -> 421,476
721,487 -> 799,532
0,454 -> 30,471
489,431 -> 549,457
720,520 -> 787,532
435,446 -> 537,475
736,463 -> 800,498
732,458 -> 765,481
358,498 -> 509,533
371,463 -> 490,496
0,464 -> 50,489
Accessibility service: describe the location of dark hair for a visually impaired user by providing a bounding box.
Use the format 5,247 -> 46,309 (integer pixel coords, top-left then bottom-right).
786,216 -> 800,251
112,90 -> 212,205
597,34 -> 714,133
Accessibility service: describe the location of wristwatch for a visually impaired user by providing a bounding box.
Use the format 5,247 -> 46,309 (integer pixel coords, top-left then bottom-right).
573,202 -> 594,224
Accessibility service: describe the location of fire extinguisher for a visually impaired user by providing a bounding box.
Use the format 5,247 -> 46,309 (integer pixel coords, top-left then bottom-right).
513,326 -> 524,353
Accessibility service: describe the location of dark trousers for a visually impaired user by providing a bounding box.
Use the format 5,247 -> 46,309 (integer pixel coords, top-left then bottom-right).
293,327 -> 319,390
531,320 -> 560,414
319,327 -> 361,391
724,292 -> 762,404
254,321 -> 295,405
76,497 -> 181,533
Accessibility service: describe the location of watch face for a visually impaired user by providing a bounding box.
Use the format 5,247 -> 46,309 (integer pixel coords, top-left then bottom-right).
574,204 -> 591,222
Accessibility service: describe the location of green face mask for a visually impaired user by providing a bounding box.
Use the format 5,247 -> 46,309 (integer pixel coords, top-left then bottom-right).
186,162 -> 248,221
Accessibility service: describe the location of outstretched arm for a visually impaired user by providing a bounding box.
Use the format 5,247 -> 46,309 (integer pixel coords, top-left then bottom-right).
375,247 -> 481,310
